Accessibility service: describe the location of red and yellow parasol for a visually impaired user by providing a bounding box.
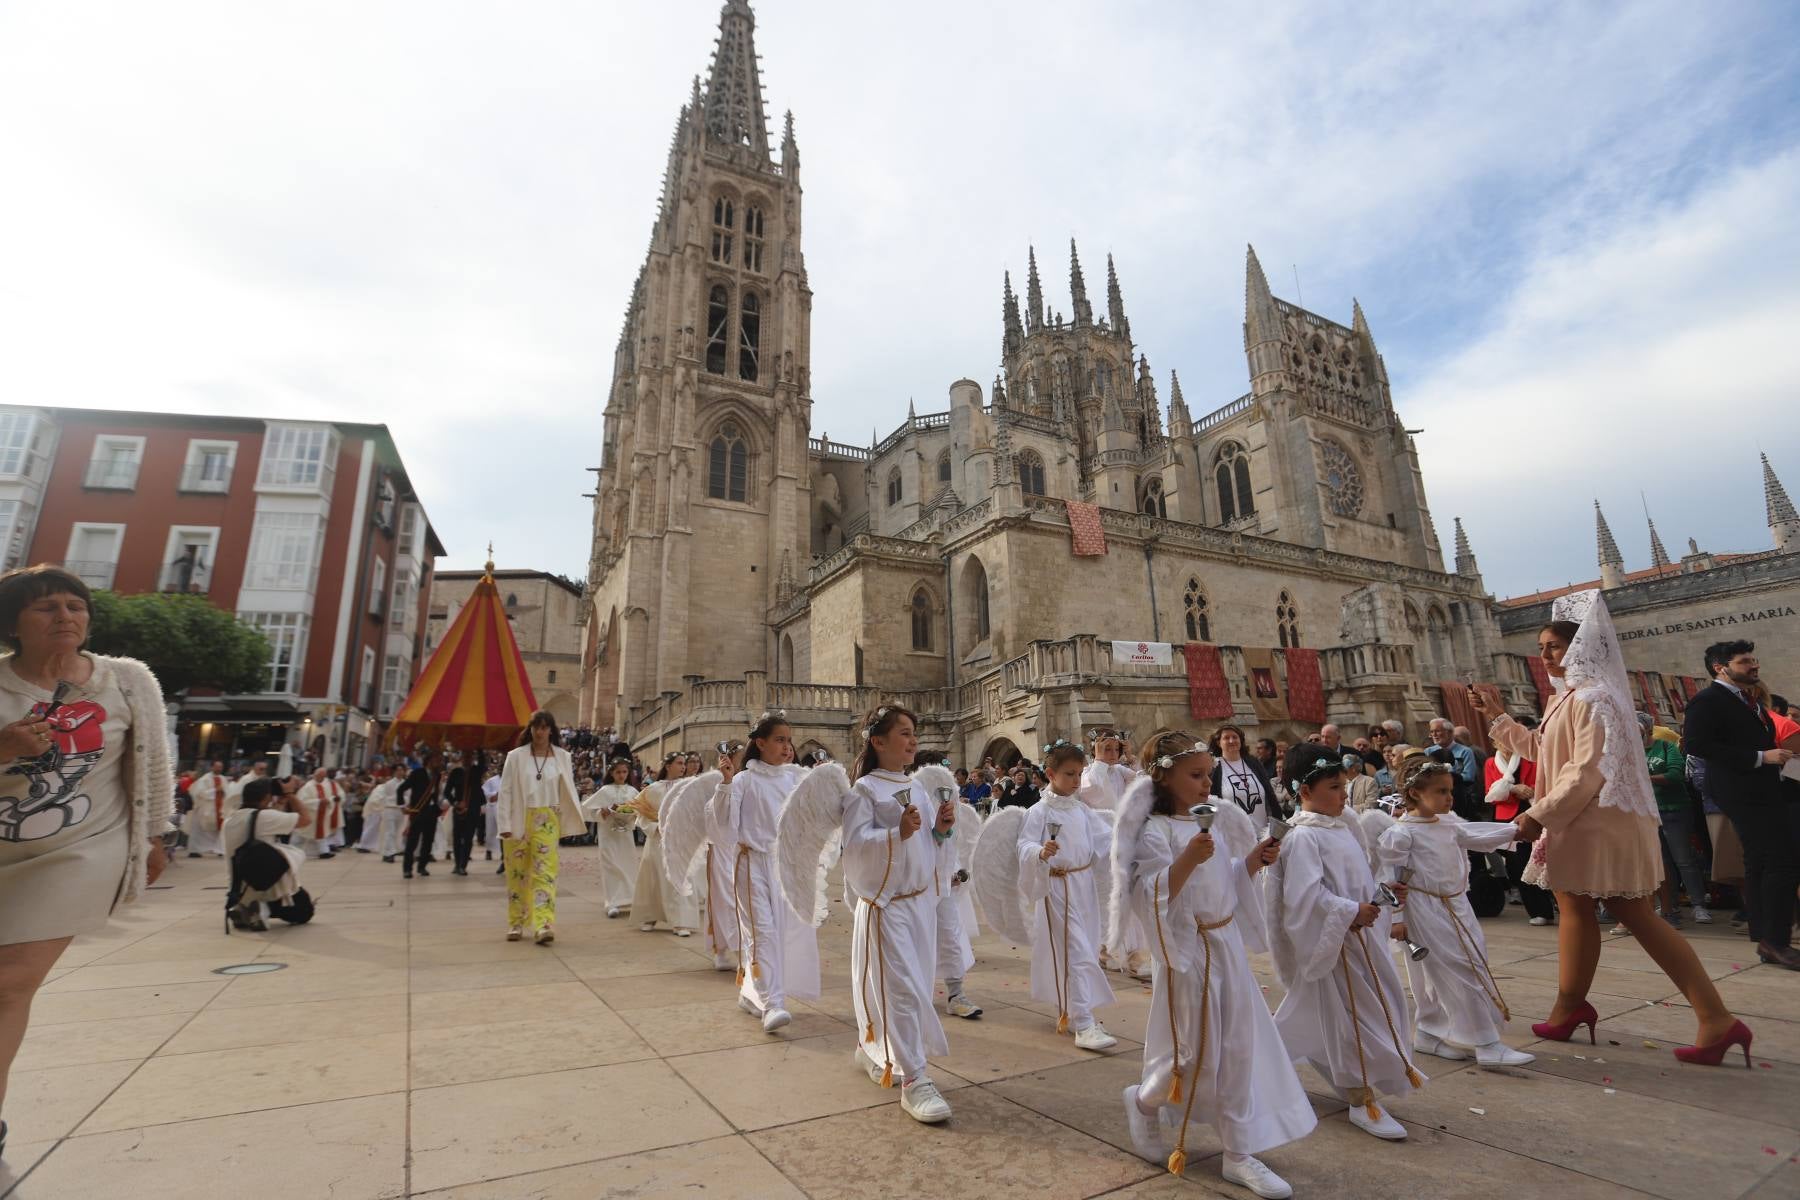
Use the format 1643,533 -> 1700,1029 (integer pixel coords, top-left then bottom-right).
386,557 -> 538,750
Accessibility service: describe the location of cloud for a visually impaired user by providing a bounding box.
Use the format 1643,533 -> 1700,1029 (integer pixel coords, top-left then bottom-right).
0,0 -> 1795,593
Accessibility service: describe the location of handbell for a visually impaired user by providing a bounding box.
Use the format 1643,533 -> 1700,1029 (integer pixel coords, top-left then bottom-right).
935,786 -> 956,808
1188,803 -> 1217,832
1265,815 -> 1292,843
1391,864 -> 1414,888
1047,821 -> 1063,840
1401,939 -> 1430,962
1375,882 -> 1403,909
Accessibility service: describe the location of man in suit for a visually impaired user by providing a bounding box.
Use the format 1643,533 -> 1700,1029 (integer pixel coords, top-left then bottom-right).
446,751 -> 486,876
397,752 -> 446,880
1682,639 -> 1799,969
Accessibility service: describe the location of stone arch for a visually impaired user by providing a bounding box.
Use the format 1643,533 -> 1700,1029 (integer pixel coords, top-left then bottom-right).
957,554 -> 993,655
589,604 -> 621,727
778,632 -> 796,682
978,736 -> 1022,771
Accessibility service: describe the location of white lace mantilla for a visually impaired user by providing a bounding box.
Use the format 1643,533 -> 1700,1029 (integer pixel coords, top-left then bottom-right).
1550,590 -> 1659,822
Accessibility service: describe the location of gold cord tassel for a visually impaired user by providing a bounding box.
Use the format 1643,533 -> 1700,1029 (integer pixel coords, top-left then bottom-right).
1366,1100 -> 1383,1121
1167,1071 -> 1182,1104
1406,1066 -> 1424,1089
1057,1012 -> 1070,1034
752,961 -> 762,981
864,1020 -> 875,1041
735,967 -> 745,986
1166,1149 -> 1186,1176
880,1062 -> 894,1088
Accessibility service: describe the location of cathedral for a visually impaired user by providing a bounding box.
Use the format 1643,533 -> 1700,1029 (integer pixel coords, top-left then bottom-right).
579,1 -> 1532,763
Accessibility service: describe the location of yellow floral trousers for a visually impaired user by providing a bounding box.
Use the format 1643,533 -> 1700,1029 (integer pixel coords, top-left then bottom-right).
505,807 -> 561,933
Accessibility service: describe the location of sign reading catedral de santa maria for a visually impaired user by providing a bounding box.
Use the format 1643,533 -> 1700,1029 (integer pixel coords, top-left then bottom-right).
1618,606 -> 1799,641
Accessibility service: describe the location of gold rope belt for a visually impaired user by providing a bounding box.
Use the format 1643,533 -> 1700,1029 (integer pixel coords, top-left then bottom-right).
854,877 -> 928,1089
1048,858 -> 1094,877
733,845 -> 760,988
1044,857 -> 1095,1032
1339,928 -> 1424,1123
1412,884 -> 1465,899
1148,878 -> 1237,1177
1414,884 -> 1510,1020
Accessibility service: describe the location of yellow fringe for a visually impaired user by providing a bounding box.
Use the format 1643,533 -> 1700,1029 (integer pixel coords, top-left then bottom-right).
752,962 -> 762,981
1406,1067 -> 1424,1089
1057,1013 -> 1069,1034
735,968 -> 745,987
1167,1072 -> 1182,1104
1166,1149 -> 1186,1176
880,1062 -> 894,1088
864,1021 -> 875,1041
1366,1100 -> 1382,1121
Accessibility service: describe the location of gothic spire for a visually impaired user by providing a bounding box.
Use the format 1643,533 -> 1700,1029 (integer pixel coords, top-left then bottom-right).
1244,243 -> 1282,347
702,0 -> 771,160
1002,271 -> 1023,357
1595,500 -> 1623,567
1167,369 -> 1192,438
780,108 -> 799,175
1106,253 -> 1129,341
1025,245 -> 1044,333
1068,239 -> 1092,327
1453,517 -> 1480,578
1765,452 -> 1800,551
1648,517 -> 1672,569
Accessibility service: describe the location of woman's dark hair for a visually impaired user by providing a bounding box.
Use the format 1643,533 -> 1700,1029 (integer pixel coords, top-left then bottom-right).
1043,742 -> 1086,773
852,703 -> 917,780
1541,620 -> 1581,645
655,752 -> 685,781
522,710 -> 562,748
242,777 -> 275,807
1208,723 -> 1247,756
744,711 -> 792,764
0,564 -> 93,652
605,757 -> 631,779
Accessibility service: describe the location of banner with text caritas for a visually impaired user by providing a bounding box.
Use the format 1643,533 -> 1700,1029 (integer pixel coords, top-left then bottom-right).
1111,640 -> 1173,667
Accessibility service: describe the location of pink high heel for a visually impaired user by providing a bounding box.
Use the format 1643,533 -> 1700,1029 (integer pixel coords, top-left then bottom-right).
1531,1000 -> 1597,1044
1673,1019 -> 1754,1068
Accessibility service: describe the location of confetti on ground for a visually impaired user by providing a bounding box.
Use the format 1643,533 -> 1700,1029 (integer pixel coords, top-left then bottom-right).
1593,1057 -> 1605,1063
1764,1147 -> 1779,1156
1643,1041 -> 1659,1049
1601,1076 -> 1612,1084
1603,1088 -> 1617,1095
1469,1107 -> 1486,1116
1574,1054 -> 1587,1060
1760,1062 -> 1774,1070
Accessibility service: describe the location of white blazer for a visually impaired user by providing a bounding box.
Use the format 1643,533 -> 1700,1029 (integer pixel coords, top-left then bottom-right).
497,744 -> 586,840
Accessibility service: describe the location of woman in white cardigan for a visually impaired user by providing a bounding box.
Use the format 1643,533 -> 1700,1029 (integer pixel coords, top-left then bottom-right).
0,565 -> 173,1162
497,711 -> 587,944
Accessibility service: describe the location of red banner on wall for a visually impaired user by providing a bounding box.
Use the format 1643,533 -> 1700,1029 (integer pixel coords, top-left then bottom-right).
1285,648 -> 1325,724
1182,643 -> 1234,720
1065,500 -> 1108,556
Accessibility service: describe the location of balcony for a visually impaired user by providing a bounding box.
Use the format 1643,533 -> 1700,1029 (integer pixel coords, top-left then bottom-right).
179,464 -> 231,493
160,562 -> 213,595
65,560 -> 117,589
84,460 -> 140,490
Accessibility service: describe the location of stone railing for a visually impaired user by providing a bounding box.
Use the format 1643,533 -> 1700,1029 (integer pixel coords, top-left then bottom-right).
1194,393 -> 1253,433
1318,642 -> 1417,687
768,681 -> 870,712
808,437 -> 871,462
687,679 -> 747,710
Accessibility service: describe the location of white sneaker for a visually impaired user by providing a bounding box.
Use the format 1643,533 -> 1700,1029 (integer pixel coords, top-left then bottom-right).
505,926 -> 523,941
1126,951 -> 1153,981
1074,1023 -> 1118,1051
762,1007 -> 792,1033
853,1043 -> 888,1084
945,992 -> 983,1018
674,928 -> 693,938
606,906 -> 622,918
534,928 -> 554,945
1475,1041 -> 1536,1067
1121,1084 -> 1166,1163
1528,916 -> 1551,926
1692,905 -> 1714,924
713,951 -> 736,971
1412,1031 -> 1468,1061
639,921 -> 657,932
1222,1155 -> 1293,1199
738,995 -> 760,1017
1348,1102 -> 1407,1141
900,1077 -> 952,1123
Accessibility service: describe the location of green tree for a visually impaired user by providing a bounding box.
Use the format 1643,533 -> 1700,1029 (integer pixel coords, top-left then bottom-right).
87,592 -> 272,695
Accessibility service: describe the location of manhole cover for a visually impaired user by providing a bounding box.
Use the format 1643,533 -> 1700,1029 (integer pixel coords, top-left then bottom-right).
213,962 -> 288,976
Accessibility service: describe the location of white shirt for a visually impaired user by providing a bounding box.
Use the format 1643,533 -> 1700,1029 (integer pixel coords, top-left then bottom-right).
730,758 -> 804,852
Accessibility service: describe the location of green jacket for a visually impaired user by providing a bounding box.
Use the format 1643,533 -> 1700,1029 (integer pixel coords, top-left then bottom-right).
1645,738 -> 1687,813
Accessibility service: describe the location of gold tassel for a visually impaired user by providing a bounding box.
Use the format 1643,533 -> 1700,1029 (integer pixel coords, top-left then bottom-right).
735,968 -> 745,987
864,1021 -> 875,1041
1167,1072 -> 1182,1104
880,1062 -> 895,1088
1500,1003 -> 1511,1022
1166,1149 -> 1186,1176
1057,1012 -> 1070,1034
752,962 -> 762,981
1365,1100 -> 1382,1121
1406,1067 -> 1424,1089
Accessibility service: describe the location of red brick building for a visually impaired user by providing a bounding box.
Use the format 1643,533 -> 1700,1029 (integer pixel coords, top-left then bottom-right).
0,406 -> 443,767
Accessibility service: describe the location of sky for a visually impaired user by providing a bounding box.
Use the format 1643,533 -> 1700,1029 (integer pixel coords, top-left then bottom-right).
3,0 -> 1798,599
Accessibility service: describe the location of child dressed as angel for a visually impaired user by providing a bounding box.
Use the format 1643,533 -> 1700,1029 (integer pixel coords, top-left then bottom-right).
1114,732 -> 1312,1200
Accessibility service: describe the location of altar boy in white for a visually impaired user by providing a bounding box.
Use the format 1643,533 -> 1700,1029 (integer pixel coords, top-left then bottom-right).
1265,750 -> 1426,1142
1379,760 -> 1535,1068
1114,733 -> 1313,1199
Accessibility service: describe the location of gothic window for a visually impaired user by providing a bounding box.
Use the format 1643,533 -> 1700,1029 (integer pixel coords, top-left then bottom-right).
738,291 -> 760,382
707,421 -> 748,503
1183,578 -> 1211,642
974,561 -> 991,641
710,197 -> 734,264
1276,590 -> 1301,648
743,206 -> 764,273
887,468 -> 902,507
1140,477 -> 1167,518
936,451 -> 951,485
1318,439 -> 1364,517
1215,442 -> 1254,523
910,588 -> 932,651
1018,450 -> 1046,497
705,285 -> 729,375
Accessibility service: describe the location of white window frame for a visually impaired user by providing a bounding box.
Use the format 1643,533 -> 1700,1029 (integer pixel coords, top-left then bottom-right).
0,499 -> 23,573
159,525 -> 220,593
245,510 -> 327,593
397,505 -> 419,558
369,557 -> 388,617
181,439 -> 237,494
360,645 -> 378,712
379,652 -> 407,718
0,410 -> 41,479
241,611 -> 309,694
389,569 -> 414,632
65,522 -> 126,590
257,423 -> 339,492
85,435 -> 144,491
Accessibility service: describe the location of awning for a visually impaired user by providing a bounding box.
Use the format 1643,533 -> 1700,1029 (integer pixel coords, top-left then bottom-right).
178,696 -> 306,725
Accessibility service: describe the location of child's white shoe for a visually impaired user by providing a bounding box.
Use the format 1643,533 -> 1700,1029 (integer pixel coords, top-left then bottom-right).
1126,950 -> 1153,981
1474,1041 -> 1536,1067
761,1007 -> 792,1033
853,1043 -> 887,1084
738,995 -> 760,1016
1120,1085 -> 1166,1163
945,992 -> 984,1018
1222,1154 -> 1293,1199
1348,1102 -> 1407,1140
713,951 -> 736,971
900,1077 -> 952,1123
1074,1023 -> 1118,1051
1412,1031 -> 1468,1060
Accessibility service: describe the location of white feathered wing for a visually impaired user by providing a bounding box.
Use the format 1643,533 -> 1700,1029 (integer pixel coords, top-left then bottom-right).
971,805 -> 1032,946
660,770 -> 720,897
776,762 -> 851,927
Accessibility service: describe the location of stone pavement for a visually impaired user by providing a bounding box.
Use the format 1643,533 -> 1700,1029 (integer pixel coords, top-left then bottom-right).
4,846 -> 1798,1199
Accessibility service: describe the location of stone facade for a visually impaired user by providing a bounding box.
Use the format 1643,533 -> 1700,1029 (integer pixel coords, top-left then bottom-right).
580,1 -> 1538,760
429,569 -> 585,724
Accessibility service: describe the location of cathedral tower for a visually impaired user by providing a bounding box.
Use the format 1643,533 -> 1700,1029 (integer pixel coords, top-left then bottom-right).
584,0 -> 811,725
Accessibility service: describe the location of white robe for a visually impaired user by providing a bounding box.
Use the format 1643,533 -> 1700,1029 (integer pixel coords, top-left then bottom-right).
358,780 -> 402,855
632,780 -> 700,930
1266,812 -> 1425,1104
728,759 -> 819,1010
844,770 -> 955,1077
1082,760 -> 1150,963
1125,812 -> 1317,1156
585,782 -> 640,909
1018,792 -> 1116,1029
704,780 -> 739,952
294,780 -> 341,859
937,876 -> 975,982
1378,814 -> 1521,1049
187,772 -> 232,856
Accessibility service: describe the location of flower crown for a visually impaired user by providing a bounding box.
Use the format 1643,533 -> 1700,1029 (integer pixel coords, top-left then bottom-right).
1042,737 -> 1075,754
1297,756 -> 1342,786
861,705 -> 892,740
1154,740 -> 1209,769
1402,759 -> 1454,791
